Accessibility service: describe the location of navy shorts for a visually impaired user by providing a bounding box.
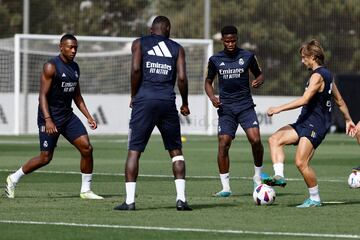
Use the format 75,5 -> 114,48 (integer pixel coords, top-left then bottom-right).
38,114 -> 88,151
128,100 -> 182,152
217,106 -> 259,138
290,121 -> 327,149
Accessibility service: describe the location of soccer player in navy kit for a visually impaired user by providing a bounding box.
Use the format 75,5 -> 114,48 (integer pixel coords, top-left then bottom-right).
5,34 -> 103,200
265,40 -> 356,207
114,16 -> 191,211
204,26 -> 265,197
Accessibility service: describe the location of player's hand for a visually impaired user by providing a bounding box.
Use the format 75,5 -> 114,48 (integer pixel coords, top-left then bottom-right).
210,96 -> 221,108
251,78 -> 264,88
180,104 -> 190,116
88,117 -> 97,130
267,106 -> 280,117
45,118 -> 58,135
345,120 -> 356,137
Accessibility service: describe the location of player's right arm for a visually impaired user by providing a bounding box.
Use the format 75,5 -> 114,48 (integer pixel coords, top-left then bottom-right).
39,62 -> 58,134
267,73 -> 323,116
177,46 -> 190,116
204,59 -> 221,108
332,81 -> 356,136
130,38 -> 142,108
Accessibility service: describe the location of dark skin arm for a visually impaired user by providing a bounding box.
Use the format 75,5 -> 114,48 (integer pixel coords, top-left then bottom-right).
177,47 -> 190,116
73,84 -> 97,130
130,39 -> 142,108
251,73 -> 264,88
204,77 -> 221,108
39,63 -> 58,135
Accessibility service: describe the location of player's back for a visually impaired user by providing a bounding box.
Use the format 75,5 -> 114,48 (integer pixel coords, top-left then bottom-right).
133,34 -> 180,103
38,55 -> 80,125
297,66 -> 333,132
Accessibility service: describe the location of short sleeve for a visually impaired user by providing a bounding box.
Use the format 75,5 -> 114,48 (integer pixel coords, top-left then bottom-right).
249,54 -> 262,78
206,58 -> 217,80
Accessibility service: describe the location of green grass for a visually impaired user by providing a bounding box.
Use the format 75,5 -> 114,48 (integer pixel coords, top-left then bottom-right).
0,134 -> 359,239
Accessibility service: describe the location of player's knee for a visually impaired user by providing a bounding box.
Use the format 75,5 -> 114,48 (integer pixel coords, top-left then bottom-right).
218,139 -> 231,151
295,158 -> 306,171
81,144 -> 93,156
172,155 -> 185,163
268,135 -> 279,147
39,152 -> 53,165
249,137 -> 262,147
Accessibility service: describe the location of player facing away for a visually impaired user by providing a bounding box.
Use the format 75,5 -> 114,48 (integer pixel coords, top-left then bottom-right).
204,25 -> 265,197
5,34 -> 103,200
264,40 -> 356,207
113,16 -> 191,211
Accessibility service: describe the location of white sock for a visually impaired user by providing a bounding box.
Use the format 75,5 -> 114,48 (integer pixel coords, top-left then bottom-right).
175,179 -> 186,202
81,173 -> 92,193
273,163 -> 284,177
254,165 -> 263,177
10,167 -> 25,183
220,173 -> 230,192
309,185 -> 321,202
125,182 -> 136,204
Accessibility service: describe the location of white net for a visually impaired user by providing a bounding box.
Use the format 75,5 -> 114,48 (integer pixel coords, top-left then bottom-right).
0,34 -> 213,134
8,35 -> 212,95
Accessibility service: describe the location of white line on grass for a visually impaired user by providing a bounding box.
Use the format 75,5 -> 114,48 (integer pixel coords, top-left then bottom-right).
0,169 -> 345,182
0,220 -> 359,239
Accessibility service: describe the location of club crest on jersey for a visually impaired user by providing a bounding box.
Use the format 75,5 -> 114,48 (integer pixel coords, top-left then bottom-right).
74,71 -> 79,78
43,140 -> 48,148
239,58 -> 244,65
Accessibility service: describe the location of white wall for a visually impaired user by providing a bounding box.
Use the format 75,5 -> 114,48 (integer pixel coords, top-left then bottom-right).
0,94 -> 301,135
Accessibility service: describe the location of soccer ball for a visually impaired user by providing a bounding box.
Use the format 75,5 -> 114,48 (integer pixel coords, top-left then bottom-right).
253,184 -> 276,205
348,171 -> 360,188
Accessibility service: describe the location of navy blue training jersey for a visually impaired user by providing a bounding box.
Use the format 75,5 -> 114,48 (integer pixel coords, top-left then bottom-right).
38,55 -> 80,125
296,66 -> 333,131
207,48 -> 262,109
132,34 -> 181,102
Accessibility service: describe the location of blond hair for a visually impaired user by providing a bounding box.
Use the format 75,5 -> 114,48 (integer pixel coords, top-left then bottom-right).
299,39 -> 325,65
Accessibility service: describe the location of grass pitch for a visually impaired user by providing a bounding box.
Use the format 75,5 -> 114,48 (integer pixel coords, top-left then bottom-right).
0,134 -> 359,239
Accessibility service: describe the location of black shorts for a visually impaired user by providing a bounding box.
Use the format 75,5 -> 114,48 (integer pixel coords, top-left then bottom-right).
128,100 -> 182,152
290,121 -> 327,149
217,106 -> 259,138
38,113 -> 88,151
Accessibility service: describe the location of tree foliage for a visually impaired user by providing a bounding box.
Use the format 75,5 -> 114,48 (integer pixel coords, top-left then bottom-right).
1,0 -> 360,95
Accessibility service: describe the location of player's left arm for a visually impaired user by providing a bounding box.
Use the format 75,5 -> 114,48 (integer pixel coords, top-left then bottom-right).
177,46 -> 190,116
267,73 -> 323,116
250,55 -> 264,88
332,81 -> 356,136
73,84 -> 97,130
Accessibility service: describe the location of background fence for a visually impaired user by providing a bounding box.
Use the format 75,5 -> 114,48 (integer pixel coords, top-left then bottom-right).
0,0 -> 359,134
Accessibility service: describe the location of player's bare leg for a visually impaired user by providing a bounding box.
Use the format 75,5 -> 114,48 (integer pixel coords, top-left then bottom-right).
245,127 -> 263,186
114,150 -> 140,210
169,149 -> 191,211
266,125 -> 298,187
6,151 -> 54,198
295,137 -> 321,207
73,135 -> 103,199
214,134 -> 232,197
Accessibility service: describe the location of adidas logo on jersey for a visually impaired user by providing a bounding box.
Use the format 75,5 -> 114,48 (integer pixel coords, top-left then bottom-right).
219,62 -> 225,66
253,121 -> 258,125
62,73 -> 66,78
147,41 -> 172,58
